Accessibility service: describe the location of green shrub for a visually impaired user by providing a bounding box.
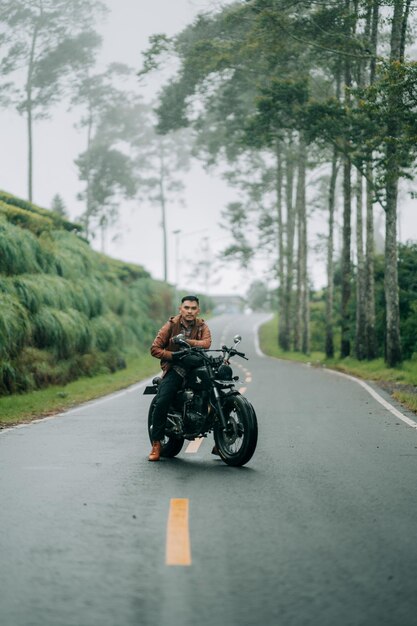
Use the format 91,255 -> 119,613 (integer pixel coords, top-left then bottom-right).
0,190 -> 82,233
50,232 -> 94,278
0,216 -> 43,274
13,276 -> 44,314
37,276 -> 76,310
70,279 -> 104,318
0,293 -> 31,358
0,192 -> 174,397
0,200 -> 54,234
90,314 -> 123,352
32,307 -> 91,358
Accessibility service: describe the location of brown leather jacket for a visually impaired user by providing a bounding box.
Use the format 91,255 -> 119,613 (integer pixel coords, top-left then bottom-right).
150,314 -> 212,374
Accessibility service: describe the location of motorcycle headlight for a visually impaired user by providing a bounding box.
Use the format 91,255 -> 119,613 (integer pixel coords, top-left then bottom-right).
217,364 -> 233,380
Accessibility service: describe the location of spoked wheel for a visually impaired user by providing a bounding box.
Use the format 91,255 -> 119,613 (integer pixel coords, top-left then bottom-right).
147,396 -> 185,458
214,394 -> 258,466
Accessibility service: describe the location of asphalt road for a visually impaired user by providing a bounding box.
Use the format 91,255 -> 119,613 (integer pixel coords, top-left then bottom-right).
1,313 -> 417,626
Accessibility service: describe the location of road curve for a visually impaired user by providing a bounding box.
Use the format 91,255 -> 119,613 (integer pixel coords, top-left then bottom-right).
1,313 -> 417,626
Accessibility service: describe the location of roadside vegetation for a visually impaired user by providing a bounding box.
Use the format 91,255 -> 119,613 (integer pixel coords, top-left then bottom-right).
0,191 -> 176,427
1,2 -> 417,426
142,0 -> 417,374
0,353 -> 157,429
0,190 -> 214,429
260,316 -> 417,415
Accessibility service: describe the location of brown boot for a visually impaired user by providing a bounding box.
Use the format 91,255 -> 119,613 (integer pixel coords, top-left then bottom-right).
211,445 -> 220,456
148,441 -> 162,462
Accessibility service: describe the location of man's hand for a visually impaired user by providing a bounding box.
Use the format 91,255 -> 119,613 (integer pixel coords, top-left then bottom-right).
171,349 -> 188,362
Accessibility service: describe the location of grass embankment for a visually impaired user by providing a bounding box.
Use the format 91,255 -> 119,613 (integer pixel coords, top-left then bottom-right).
260,316 -> 417,414
0,353 -> 157,429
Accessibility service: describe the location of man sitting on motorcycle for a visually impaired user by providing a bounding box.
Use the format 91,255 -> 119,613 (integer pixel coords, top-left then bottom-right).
148,294 -> 212,461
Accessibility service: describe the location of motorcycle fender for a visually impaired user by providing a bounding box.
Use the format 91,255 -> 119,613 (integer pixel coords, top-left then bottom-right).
220,389 -> 240,398
143,385 -> 158,395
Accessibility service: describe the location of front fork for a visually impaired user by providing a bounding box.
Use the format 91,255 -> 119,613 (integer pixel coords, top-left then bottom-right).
212,386 -> 229,431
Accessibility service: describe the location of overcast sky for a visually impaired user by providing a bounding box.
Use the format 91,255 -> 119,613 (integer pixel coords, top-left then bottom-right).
1,0 -> 416,297
0,0 -> 254,297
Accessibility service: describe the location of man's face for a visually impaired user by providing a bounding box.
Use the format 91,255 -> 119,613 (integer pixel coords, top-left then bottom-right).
179,300 -> 200,323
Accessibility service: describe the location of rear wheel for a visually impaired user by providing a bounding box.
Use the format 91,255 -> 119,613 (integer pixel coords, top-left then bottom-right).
214,394 -> 258,466
147,396 -> 185,458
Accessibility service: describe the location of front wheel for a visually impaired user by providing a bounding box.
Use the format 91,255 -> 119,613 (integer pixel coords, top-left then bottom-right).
147,396 -> 185,458
214,394 -> 258,466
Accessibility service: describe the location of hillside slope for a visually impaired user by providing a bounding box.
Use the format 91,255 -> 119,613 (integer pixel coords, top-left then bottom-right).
0,191 -> 173,395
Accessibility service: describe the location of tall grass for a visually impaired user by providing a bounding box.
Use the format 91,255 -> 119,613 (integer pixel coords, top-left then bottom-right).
0,216 -> 43,274
0,194 -> 174,397
0,190 -> 82,232
0,292 -> 31,358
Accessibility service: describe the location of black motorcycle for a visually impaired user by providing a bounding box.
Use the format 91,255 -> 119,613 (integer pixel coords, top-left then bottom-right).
144,334 -> 258,466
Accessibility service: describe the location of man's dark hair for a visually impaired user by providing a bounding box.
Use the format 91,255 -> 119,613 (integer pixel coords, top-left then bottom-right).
181,295 -> 199,305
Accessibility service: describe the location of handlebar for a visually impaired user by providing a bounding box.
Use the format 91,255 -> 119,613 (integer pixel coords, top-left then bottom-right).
173,334 -> 248,361
232,349 -> 248,360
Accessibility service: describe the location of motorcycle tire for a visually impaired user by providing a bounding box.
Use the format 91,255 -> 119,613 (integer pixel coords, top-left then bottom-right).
147,396 -> 185,458
214,394 -> 258,467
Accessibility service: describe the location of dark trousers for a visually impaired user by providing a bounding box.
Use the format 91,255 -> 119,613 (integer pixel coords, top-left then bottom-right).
151,369 -> 183,442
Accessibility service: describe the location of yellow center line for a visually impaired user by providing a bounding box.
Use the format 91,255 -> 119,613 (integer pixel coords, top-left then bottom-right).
185,437 -> 204,453
166,498 -> 192,566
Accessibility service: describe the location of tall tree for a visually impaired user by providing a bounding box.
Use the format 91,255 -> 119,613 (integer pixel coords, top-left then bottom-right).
383,0 -> 409,365
0,0 -> 105,201
355,169 -> 367,359
340,0 -> 354,358
364,0 -> 379,360
75,144 -> 136,251
142,0 -> 417,362
51,193 -> 68,218
135,128 -> 192,283
325,147 -> 339,359
72,64 -> 139,239
294,135 -> 309,354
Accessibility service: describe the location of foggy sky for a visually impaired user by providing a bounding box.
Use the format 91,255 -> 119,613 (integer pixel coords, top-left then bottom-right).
0,0 -> 416,296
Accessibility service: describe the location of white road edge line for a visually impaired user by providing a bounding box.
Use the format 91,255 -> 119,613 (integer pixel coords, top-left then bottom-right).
253,314 -> 273,357
0,374 -> 158,435
253,315 -> 417,431
327,369 -> 417,430
59,375 -> 158,415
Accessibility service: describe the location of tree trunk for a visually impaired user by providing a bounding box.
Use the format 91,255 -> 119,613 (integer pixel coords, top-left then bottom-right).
84,98 -> 94,239
299,142 -> 309,355
325,147 -> 338,359
26,22 -> 39,203
365,162 -> 377,359
341,154 -> 352,358
399,0 -> 411,62
355,170 -> 367,359
383,0 -> 405,366
340,0 -> 353,358
159,140 -> 168,283
294,148 -> 302,352
384,192 -> 401,366
100,215 -> 107,253
369,0 -> 379,84
281,137 -> 296,351
294,136 -> 309,354
363,0 -> 379,359
275,140 -> 286,350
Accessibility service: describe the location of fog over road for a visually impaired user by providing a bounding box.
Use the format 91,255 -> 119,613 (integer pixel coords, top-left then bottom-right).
1,313 -> 417,626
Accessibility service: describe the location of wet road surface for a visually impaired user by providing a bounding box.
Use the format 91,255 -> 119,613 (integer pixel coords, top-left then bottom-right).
1,313 -> 417,626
